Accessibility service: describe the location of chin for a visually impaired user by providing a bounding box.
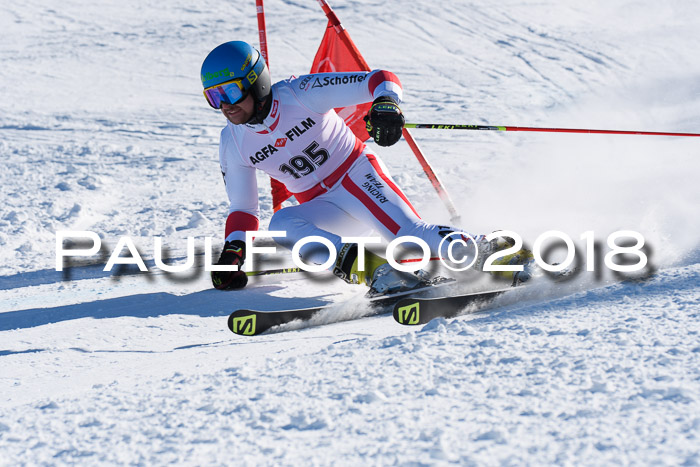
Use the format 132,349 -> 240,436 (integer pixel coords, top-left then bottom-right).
225,115 -> 246,125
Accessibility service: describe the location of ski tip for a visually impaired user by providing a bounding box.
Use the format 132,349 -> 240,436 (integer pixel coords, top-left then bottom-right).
393,299 -> 423,325
228,311 -> 260,336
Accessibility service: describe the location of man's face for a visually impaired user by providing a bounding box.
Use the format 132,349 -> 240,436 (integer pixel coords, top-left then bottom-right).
221,94 -> 255,125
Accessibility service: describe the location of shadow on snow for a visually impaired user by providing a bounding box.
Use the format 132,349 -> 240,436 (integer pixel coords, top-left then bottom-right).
0,285 -> 337,331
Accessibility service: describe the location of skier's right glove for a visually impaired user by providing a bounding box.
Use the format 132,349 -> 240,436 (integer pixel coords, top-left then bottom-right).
211,240 -> 248,290
365,96 -> 404,147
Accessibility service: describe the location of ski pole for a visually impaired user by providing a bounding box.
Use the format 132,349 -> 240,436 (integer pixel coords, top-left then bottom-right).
404,123 -> 700,137
246,267 -> 303,277
246,257 -> 443,276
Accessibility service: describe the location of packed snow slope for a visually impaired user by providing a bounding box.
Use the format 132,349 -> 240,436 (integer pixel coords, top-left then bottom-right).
1,0 -> 699,464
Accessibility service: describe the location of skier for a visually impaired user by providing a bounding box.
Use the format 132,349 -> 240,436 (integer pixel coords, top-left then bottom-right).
201,41 -> 532,292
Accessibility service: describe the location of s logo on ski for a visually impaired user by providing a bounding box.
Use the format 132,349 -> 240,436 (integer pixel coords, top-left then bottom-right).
232,315 -> 257,335
397,302 -> 420,325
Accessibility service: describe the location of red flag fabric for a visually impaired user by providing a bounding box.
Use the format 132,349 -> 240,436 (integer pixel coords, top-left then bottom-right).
270,177 -> 292,210
310,21 -> 372,141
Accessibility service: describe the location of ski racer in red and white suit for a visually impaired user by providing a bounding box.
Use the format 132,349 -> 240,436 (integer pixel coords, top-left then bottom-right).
214,69 -> 479,290
201,42 -> 535,291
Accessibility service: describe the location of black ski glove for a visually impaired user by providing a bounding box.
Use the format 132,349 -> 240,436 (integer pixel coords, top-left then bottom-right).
365,96 -> 404,147
211,240 -> 248,290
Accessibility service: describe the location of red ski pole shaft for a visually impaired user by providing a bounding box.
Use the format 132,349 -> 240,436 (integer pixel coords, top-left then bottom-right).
404,123 -> 700,137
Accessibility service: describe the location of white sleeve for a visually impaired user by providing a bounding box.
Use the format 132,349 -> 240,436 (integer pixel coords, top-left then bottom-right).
289,69 -> 403,114
219,128 -> 259,218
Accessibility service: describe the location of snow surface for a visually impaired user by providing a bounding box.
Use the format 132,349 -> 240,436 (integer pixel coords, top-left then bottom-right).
1,0 -> 699,464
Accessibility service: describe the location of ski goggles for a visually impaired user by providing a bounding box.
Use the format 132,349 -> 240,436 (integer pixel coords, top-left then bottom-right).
203,78 -> 248,109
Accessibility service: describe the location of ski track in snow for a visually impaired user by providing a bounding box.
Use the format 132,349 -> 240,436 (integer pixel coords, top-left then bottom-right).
1,0 -> 700,464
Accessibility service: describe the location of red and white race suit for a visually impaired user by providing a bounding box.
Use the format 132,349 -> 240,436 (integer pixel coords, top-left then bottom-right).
219,70 -> 476,265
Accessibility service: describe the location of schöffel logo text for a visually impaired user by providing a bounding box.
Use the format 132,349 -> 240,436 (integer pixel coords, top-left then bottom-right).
311,74 -> 365,89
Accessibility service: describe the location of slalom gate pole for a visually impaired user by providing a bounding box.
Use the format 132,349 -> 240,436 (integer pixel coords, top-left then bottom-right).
255,0 -> 291,213
401,130 -> 461,224
315,0 -> 462,225
255,0 -> 269,63
246,256 -> 442,276
404,123 -> 700,137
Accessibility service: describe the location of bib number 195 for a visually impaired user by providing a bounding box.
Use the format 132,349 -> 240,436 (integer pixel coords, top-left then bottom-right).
279,141 -> 329,179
